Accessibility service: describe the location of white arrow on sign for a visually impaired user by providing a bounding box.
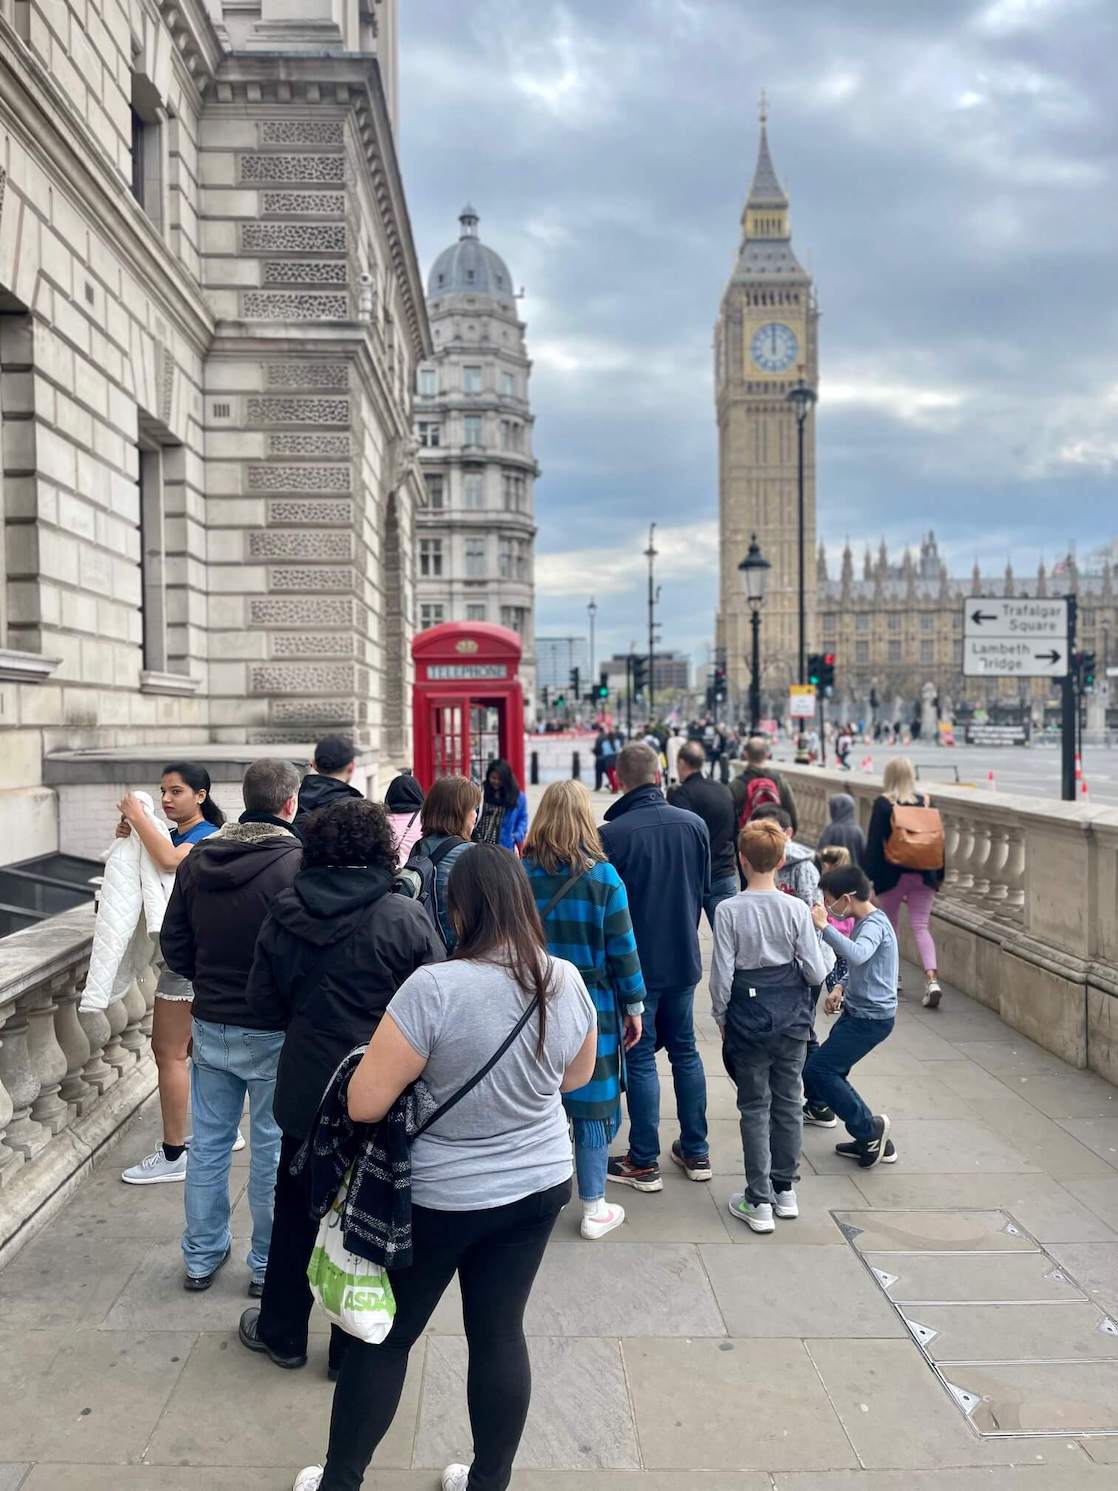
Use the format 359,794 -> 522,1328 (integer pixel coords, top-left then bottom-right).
963,638 -> 1067,678
963,597 -> 1068,639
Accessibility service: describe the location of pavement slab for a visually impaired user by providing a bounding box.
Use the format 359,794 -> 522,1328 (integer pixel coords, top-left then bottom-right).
698,1241 -> 906,1337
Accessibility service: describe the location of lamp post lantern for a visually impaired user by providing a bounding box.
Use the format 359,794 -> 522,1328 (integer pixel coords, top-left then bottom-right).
738,533 -> 771,734
786,378 -> 817,687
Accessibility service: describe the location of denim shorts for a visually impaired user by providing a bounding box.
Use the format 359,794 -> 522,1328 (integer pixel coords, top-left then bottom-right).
154,960 -> 194,1003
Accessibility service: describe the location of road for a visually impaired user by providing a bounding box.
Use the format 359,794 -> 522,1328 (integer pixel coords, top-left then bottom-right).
771,739 -> 1118,807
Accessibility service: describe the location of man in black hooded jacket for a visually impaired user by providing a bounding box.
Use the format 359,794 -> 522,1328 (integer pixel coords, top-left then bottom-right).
237,796 -> 444,1372
291,734 -> 363,838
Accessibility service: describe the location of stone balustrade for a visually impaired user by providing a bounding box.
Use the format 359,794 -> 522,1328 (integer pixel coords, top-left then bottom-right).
0,906 -> 157,1258
774,762 -> 1118,1083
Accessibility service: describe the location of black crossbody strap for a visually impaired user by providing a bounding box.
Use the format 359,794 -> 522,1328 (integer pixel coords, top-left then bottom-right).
414,991 -> 540,1138
539,868 -> 586,919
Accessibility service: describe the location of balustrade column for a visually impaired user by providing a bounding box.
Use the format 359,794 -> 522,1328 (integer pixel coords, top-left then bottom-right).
120,978 -> 148,1062
26,981 -> 70,1134
1002,828 -> 1026,914
54,980 -> 93,1113
970,820 -> 994,899
0,1004 -> 22,1183
941,812 -> 962,893
984,826 -> 1010,905
0,1004 -> 49,1159
103,994 -> 131,1073
953,819 -> 977,892
78,1006 -> 117,1095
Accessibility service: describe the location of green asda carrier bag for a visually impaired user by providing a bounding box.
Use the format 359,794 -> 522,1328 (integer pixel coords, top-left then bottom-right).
307,1171 -> 396,1344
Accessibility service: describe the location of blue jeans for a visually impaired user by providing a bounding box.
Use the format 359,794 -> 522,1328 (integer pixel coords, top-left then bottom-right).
803,1012 -> 894,1142
703,874 -> 739,929
625,985 -> 708,1167
573,1116 -> 620,1202
183,1018 -> 284,1281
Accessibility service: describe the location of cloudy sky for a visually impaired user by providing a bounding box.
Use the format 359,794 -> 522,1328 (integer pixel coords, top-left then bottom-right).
398,0 -> 1118,664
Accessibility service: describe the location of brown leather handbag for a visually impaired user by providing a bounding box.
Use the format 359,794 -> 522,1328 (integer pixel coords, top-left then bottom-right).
884,802 -> 945,871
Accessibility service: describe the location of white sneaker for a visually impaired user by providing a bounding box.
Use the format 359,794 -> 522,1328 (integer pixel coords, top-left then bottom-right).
292,1468 -> 323,1491
922,979 -> 942,1009
774,1188 -> 799,1219
121,1148 -> 188,1185
184,1130 -> 247,1153
727,1193 -> 775,1233
580,1201 -> 626,1240
442,1466 -> 470,1491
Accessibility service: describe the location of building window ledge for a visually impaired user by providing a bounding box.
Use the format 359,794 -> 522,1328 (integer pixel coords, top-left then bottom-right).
140,670 -> 202,697
0,649 -> 61,684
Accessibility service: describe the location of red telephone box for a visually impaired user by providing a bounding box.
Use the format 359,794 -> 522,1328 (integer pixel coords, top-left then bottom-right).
412,623 -> 525,790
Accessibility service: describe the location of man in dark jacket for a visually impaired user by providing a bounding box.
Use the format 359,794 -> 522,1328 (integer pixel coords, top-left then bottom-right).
730,735 -> 799,833
668,741 -> 738,927
601,742 -> 711,1192
161,757 -> 302,1292
291,734 -> 363,838
238,796 -> 444,1370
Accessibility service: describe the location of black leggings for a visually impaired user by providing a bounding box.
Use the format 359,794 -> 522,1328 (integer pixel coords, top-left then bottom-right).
320,1179 -> 571,1491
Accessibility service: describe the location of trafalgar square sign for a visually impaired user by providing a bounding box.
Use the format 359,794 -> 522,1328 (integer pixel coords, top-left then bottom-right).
962,598 -> 1069,679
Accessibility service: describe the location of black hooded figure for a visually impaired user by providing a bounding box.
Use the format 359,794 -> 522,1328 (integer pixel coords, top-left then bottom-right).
816,793 -> 867,865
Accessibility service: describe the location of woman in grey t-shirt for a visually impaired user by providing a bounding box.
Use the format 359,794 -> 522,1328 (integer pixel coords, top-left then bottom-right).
294,843 -> 596,1491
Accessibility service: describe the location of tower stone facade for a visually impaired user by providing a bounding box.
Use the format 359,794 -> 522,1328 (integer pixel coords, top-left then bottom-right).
716,113 -> 818,703
414,208 -> 538,704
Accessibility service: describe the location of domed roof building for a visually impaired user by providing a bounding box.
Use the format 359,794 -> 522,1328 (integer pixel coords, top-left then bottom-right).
413,208 -> 539,711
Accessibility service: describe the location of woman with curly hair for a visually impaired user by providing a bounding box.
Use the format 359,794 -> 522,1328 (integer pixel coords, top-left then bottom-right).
238,797 -> 445,1377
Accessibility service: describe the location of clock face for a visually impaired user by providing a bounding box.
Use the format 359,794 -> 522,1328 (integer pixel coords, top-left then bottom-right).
750,321 -> 799,373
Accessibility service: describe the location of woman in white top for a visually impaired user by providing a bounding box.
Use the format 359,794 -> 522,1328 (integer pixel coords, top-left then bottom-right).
294,842 -> 596,1491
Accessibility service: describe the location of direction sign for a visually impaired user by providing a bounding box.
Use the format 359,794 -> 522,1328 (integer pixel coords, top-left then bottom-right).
962,596 -> 1069,678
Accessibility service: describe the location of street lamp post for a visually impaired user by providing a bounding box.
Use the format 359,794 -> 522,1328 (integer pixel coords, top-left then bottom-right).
644,524 -> 659,717
738,533 -> 771,734
786,378 -> 817,687
587,596 -> 597,700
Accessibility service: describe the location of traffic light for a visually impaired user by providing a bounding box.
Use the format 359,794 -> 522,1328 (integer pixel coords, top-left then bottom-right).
1079,652 -> 1097,694
808,653 -> 823,690
569,665 -> 581,698
541,686 -> 550,708
554,693 -> 566,708
631,654 -> 647,695
595,669 -> 609,700
821,653 -> 836,694
713,663 -> 727,703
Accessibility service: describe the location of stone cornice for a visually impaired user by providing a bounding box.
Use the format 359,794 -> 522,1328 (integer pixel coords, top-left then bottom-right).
157,0 -> 227,101
211,53 -> 431,363
0,19 -> 216,355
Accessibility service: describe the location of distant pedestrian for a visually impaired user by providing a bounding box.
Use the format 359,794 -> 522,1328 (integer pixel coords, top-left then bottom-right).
668,742 -> 738,927
712,818 -> 829,1233
593,728 -> 617,792
601,743 -> 711,1191
864,757 -> 945,1007
836,726 -> 853,771
474,758 -> 529,852
238,798 -> 443,1374
383,772 -> 425,863
292,736 -> 364,839
522,780 -> 645,1240
731,736 -> 799,833
805,864 -> 898,1168
817,792 -> 866,866
116,762 -> 228,1186
161,758 -> 303,1293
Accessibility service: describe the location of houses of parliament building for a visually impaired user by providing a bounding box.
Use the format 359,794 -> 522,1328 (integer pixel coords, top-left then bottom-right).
716,112 -> 1115,726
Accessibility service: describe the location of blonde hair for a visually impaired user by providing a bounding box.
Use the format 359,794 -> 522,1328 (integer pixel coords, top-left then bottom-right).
522,779 -> 606,875
738,817 -> 786,875
883,756 -> 919,804
818,844 -> 851,871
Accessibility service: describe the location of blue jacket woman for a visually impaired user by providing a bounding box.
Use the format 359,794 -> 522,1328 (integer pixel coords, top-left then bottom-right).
522,778 -> 645,1241
474,758 -> 529,853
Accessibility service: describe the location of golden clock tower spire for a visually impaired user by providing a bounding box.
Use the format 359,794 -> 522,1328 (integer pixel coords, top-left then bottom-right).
715,108 -> 818,708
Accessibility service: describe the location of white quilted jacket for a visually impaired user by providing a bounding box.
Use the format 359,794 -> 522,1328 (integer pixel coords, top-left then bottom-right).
80,792 -> 176,1012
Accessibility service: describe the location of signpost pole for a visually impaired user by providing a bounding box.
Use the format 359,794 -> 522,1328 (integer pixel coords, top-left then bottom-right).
1061,594 -> 1077,802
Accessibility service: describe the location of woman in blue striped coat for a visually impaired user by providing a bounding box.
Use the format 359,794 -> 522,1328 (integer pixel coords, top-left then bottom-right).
522,779 -> 645,1240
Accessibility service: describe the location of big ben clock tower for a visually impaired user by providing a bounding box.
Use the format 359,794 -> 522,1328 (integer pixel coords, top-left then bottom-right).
716,102 -> 818,708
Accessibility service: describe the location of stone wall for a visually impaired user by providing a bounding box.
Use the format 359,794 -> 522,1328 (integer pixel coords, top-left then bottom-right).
776,762 -> 1118,1084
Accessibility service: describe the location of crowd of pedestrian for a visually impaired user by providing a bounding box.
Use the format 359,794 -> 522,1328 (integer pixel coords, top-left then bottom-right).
87,729 -> 943,1491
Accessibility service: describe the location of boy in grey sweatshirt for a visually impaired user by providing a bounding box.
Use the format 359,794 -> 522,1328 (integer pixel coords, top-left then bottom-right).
805,864 -> 898,1169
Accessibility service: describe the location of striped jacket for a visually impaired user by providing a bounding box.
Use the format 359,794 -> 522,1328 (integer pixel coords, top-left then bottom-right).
523,858 -> 646,1125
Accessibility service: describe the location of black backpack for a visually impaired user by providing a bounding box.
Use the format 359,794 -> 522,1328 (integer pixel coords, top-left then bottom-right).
393,836 -> 464,947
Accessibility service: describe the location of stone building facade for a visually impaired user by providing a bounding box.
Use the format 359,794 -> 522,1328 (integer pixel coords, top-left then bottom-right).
0,0 -> 429,864
715,111 -> 818,702
413,206 -> 538,705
